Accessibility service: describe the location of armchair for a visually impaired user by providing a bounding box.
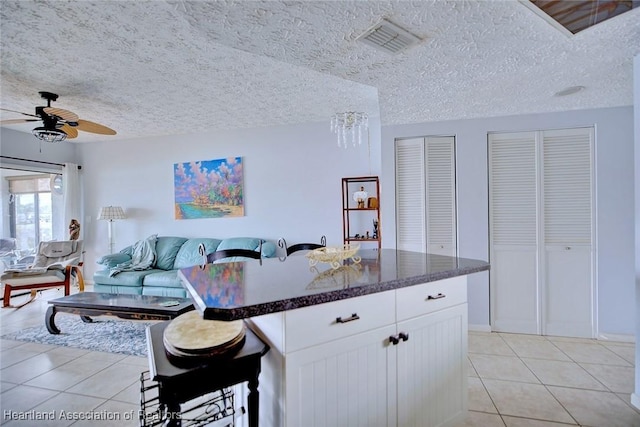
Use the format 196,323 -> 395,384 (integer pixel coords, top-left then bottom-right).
0,238 -> 16,256
0,238 -> 17,273
1,240 -> 84,308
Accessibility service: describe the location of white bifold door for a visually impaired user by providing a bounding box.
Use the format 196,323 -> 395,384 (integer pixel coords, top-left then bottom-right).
395,136 -> 457,256
488,127 -> 595,338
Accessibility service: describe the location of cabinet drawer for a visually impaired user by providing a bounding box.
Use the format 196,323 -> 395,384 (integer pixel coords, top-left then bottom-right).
396,276 -> 467,322
284,290 -> 395,353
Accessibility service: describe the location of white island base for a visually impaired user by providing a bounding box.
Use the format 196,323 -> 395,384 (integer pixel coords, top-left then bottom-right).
246,275 -> 469,427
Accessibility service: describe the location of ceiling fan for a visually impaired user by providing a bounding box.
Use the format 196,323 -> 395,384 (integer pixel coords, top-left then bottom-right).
0,91 -> 117,143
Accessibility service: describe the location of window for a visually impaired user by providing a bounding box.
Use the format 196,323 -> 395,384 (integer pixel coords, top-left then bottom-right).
7,175 -> 56,254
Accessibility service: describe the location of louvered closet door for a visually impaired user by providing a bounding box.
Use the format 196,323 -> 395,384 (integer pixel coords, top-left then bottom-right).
395,137 -> 457,256
489,132 -> 539,334
396,138 -> 427,252
426,137 -> 457,256
542,128 -> 593,338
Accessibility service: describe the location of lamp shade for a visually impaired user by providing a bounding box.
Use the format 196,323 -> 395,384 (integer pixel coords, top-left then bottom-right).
97,206 -> 125,221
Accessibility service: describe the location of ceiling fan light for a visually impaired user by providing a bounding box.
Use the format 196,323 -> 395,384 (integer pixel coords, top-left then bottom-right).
32,126 -> 67,143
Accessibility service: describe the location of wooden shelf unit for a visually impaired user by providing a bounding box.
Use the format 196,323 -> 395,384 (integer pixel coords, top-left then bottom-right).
342,176 -> 381,249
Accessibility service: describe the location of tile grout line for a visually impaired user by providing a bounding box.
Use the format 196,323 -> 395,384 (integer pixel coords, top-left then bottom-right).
501,332 -> 640,425
495,333 -> 582,426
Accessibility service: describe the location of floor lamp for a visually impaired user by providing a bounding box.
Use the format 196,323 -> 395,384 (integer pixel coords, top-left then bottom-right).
97,206 -> 125,254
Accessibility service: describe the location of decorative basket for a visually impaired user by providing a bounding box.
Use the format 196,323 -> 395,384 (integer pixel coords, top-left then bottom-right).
306,244 -> 361,270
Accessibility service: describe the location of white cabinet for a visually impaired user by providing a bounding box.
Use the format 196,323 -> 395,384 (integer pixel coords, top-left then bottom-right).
396,304 -> 468,427
286,324 -> 397,427
249,276 -> 468,427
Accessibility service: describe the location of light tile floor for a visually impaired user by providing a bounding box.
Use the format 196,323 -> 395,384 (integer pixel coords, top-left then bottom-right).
457,331 -> 639,427
1,288 -> 639,427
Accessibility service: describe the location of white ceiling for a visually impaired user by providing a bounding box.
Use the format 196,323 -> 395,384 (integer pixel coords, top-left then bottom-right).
1,0 -> 639,143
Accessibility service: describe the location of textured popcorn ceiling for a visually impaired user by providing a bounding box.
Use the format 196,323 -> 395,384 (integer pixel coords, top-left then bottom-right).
1,1 -> 639,142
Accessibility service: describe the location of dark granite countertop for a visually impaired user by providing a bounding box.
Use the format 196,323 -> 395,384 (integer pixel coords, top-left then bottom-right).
179,249 -> 489,321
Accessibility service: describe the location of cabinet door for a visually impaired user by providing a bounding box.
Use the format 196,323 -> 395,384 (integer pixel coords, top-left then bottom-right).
396,304 -> 468,427
285,325 -> 396,427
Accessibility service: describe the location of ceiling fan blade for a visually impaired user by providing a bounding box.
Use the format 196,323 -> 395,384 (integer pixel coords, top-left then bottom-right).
43,107 -> 79,122
60,124 -> 78,139
75,119 -> 116,135
0,108 -> 40,119
1,118 -> 40,125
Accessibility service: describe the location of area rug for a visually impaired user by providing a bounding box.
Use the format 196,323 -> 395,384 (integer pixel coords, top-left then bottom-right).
1,315 -> 156,357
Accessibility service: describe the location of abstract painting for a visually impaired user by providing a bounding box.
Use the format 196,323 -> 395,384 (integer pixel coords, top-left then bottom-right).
174,157 -> 244,219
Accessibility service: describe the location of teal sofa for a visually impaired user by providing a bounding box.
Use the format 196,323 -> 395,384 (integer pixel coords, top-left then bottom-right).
93,236 -> 275,298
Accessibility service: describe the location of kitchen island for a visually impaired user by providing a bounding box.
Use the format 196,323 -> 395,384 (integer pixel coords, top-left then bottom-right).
179,249 -> 489,427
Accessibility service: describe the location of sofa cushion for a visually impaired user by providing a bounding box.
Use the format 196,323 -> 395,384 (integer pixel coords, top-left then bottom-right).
93,269 -> 162,287
94,283 -> 143,295
142,286 -> 187,298
261,241 -> 277,258
155,237 -> 188,270
173,238 -> 222,269
96,252 -> 131,268
216,238 -> 277,258
142,270 -> 184,288
217,237 -> 262,252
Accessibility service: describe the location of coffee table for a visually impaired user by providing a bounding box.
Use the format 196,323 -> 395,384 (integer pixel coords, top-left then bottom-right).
45,292 -> 194,334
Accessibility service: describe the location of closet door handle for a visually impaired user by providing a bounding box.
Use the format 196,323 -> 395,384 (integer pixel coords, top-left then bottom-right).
336,313 -> 360,323
427,293 -> 446,300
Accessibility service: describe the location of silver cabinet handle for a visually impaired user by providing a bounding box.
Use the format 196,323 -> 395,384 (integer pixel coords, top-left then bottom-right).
427,293 -> 446,300
336,313 -> 360,323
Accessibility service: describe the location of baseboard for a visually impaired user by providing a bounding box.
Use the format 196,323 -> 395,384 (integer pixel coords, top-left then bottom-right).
632,393 -> 640,411
597,332 -> 635,343
468,324 -> 492,333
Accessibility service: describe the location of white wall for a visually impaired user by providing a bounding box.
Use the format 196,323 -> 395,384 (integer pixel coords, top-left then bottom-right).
78,119 -> 381,280
632,54 -> 640,410
0,128 -> 79,165
1,128 -> 80,241
1,105 -> 634,339
381,106 -> 636,336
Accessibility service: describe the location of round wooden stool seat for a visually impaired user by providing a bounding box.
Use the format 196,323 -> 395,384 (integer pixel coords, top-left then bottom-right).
163,311 -> 246,361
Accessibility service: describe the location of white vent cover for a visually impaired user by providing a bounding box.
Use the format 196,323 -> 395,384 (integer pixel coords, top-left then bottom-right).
357,19 -> 422,54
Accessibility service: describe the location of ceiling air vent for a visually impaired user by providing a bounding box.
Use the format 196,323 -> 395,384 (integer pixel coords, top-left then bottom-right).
357,19 -> 422,54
